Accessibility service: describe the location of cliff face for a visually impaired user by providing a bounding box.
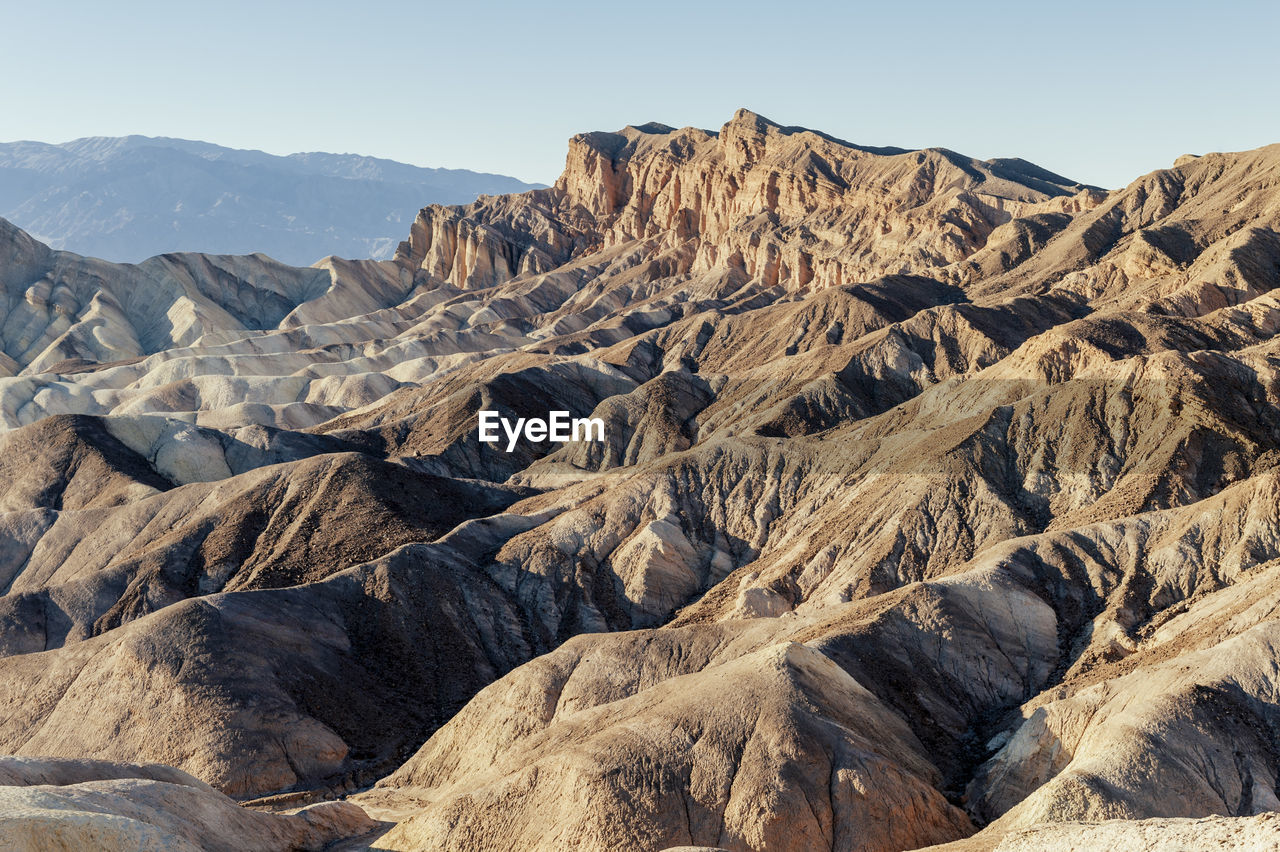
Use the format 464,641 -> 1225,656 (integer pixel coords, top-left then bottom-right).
395,109 -> 1101,292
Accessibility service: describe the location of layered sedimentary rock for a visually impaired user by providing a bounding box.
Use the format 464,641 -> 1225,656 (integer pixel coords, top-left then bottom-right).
397,110 -> 1095,294
2,112 -> 1280,851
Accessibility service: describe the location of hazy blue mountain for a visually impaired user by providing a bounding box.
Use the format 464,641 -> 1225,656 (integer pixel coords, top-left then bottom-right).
0,136 -> 544,265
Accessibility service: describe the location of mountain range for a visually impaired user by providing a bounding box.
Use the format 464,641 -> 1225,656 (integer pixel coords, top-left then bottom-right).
0,135 -> 543,265
1,109 -> 1279,851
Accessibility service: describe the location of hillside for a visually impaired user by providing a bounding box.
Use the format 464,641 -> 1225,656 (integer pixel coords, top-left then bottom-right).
1,110 -> 1279,851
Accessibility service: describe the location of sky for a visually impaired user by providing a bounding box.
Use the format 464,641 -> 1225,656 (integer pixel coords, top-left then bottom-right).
2,0 -> 1277,189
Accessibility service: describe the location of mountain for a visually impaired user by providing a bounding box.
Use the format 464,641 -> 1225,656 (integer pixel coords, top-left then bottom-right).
1,110 -> 1280,851
0,135 -> 544,265
0,756 -> 375,851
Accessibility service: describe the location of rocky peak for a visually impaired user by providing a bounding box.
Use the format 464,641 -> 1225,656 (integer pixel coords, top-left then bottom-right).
397,110 -> 1098,294
719,108 -> 780,168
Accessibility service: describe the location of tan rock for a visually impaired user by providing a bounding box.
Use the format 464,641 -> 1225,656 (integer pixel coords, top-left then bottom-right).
0,756 -> 376,852
4,115 -> 1280,852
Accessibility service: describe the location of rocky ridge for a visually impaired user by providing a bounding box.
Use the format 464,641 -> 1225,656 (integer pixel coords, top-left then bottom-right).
1,111 -> 1279,850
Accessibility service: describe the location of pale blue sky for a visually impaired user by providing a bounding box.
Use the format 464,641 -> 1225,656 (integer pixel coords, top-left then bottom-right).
2,0 -> 1276,188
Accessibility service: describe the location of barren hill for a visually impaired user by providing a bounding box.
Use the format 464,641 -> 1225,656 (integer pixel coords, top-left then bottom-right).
1,111 -> 1279,851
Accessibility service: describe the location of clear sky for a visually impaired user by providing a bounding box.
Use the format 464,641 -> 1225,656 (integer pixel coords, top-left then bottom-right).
2,0 -> 1277,189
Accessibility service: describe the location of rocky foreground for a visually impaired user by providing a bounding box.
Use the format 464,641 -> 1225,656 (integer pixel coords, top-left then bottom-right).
1,110 -> 1280,849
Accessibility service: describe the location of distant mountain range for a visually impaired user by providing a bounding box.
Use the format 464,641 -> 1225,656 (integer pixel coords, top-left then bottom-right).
0,136 -> 544,265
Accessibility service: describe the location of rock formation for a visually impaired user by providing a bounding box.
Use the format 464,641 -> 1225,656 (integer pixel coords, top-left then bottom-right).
2,111 -> 1280,851
0,756 -> 375,851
